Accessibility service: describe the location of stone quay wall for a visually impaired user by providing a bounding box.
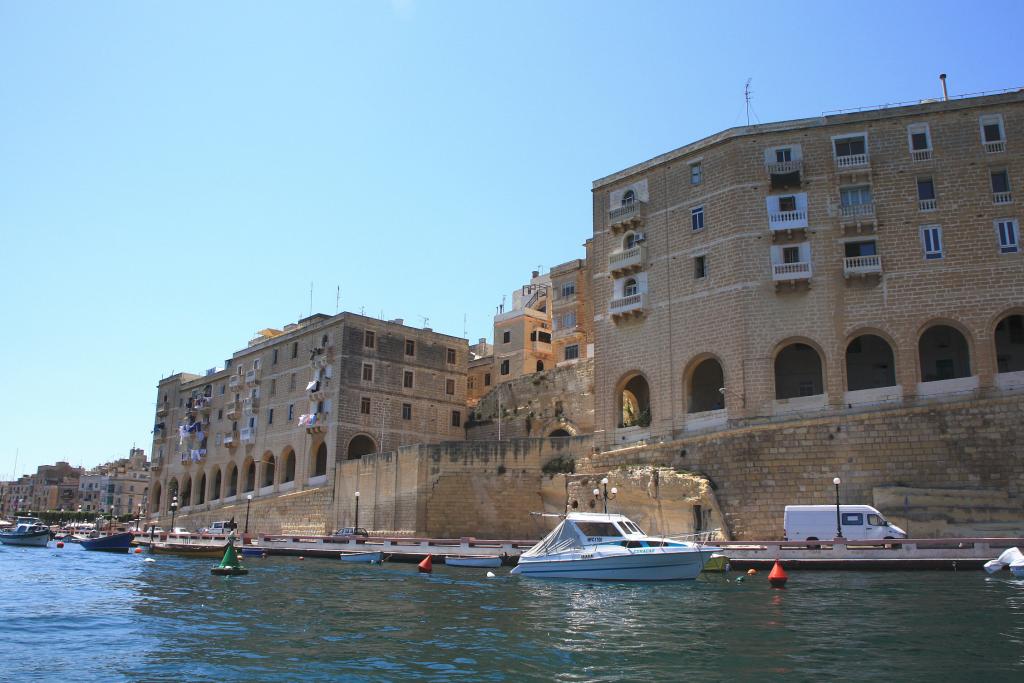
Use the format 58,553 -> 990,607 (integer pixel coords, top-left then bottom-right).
159,485 -> 332,536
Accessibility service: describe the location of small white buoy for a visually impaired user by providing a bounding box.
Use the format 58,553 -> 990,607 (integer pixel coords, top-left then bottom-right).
486,571 -> 495,578
144,558 -> 156,563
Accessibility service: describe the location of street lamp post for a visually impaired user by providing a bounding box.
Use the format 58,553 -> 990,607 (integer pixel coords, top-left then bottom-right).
170,495 -> 178,534
833,477 -> 843,539
354,491 -> 360,528
244,493 -> 253,535
592,477 -> 618,514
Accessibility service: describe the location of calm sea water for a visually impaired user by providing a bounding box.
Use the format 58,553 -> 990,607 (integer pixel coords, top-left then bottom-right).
1,543 -> 1022,681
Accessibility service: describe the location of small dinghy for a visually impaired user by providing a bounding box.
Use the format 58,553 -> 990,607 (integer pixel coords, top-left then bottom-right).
984,547 -> 1024,577
211,537 -> 249,576
339,550 -> 384,564
81,532 -> 133,552
445,555 -> 502,568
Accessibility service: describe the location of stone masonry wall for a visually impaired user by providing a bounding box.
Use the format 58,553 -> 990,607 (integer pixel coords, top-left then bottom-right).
160,485 -> 332,536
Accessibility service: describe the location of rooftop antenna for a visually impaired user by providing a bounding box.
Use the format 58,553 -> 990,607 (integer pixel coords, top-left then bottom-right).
336,286 -> 340,314
463,313 -> 467,338
309,281 -> 314,317
419,315 -> 430,328
360,306 -> 365,316
745,78 -> 752,126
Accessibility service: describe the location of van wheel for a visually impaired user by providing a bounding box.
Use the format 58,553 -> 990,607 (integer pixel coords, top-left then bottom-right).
806,537 -> 820,550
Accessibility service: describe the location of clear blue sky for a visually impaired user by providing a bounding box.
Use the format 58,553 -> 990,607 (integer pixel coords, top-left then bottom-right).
1,0 -> 1020,477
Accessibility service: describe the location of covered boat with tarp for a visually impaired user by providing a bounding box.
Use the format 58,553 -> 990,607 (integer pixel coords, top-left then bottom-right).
511,512 -> 719,581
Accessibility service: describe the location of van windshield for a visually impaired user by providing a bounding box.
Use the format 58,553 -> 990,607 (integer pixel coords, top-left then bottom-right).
867,514 -> 886,526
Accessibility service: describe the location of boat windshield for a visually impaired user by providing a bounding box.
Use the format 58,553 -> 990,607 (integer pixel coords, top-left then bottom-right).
619,520 -> 646,535
575,522 -> 623,539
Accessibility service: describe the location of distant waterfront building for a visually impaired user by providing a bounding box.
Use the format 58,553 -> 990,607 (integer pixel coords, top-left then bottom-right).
148,313 -> 468,521
590,90 -> 1024,447
79,448 -> 151,516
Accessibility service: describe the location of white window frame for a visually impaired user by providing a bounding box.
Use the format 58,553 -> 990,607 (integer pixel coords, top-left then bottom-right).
920,225 -> 943,260
980,114 -> 1006,143
831,132 -> 868,159
564,344 -> 579,361
996,219 -> 1019,254
689,160 -> 703,185
907,122 -> 932,153
691,205 -> 705,231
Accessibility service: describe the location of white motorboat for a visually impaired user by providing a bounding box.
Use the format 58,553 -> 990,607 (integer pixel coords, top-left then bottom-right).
984,547 -> 1024,578
511,512 -> 720,581
0,517 -> 51,547
445,554 -> 503,568
339,550 -> 384,564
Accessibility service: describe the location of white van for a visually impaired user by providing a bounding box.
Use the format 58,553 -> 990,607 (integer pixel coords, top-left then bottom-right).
783,505 -> 907,541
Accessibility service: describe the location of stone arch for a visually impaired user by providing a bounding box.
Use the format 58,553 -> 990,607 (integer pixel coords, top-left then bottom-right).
151,481 -> 162,514
918,321 -> 971,382
347,434 -> 377,460
845,332 -> 897,391
549,428 -> 572,437
312,441 -> 328,476
684,354 -> 726,413
226,463 -> 238,497
281,448 -> 296,483
211,467 -> 222,501
197,471 -> 207,505
242,456 -> 256,493
261,451 -> 276,488
180,475 -> 192,507
993,310 -> 1024,373
773,338 -> 825,399
167,477 -> 179,501
536,360 -> 545,372
616,371 -> 651,428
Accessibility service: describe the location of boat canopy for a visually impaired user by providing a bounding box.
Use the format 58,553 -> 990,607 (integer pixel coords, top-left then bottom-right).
522,520 -> 584,558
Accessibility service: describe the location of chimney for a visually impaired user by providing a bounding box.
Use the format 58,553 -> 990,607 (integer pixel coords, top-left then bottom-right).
479,337 -> 486,345
939,73 -> 948,101
531,270 -> 539,279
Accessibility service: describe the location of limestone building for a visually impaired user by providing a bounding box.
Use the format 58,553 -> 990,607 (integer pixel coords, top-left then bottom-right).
149,312 -> 468,523
79,448 -> 151,516
550,240 -> 595,368
491,270 -> 553,382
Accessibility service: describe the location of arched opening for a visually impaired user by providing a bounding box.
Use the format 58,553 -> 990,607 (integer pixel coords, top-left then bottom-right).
549,429 -> 571,437
282,449 -> 296,483
314,442 -> 329,475
211,468 -> 222,501
995,314 -> 1024,373
261,453 -> 276,488
168,478 -> 179,501
623,231 -> 643,250
845,334 -> 896,390
619,374 -> 651,428
151,482 -> 162,514
623,277 -> 639,297
347,435 -> 376,461
180,476 -> 192,507
197,472 -> 207,505
919,324 -> 971,382
774,342 -> 824,399
227,464 -> 238,497
622,189 -> 636,205
536,360 -> 545,372
243,458 -> 256,493
688,357 -> 725,413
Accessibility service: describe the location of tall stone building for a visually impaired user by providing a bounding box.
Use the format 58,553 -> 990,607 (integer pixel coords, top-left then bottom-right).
149,313 -> 467,523
491,270 -> 554,382
591,90 -> 1024,448
550,240 -> 595,368
79,448 -> 151,516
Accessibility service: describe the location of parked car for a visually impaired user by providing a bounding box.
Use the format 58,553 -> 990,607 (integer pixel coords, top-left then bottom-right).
332,527 -> 369,537
199,520 -> 234,535
783,505 -> 907,542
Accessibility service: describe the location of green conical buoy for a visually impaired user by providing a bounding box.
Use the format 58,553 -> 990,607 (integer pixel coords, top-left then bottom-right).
211,534 -> 249,576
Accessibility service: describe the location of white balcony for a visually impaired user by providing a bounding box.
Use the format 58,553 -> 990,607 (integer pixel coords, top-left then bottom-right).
609,292 -> 646,319
768,209 -> 808,231
772,261 -> 812,283
843,254 -> 882,278
993,192 -> 1013,205
240,427 -> 256,443
225,401 -> 240,420
242,397 -> 258,416
608,200 -> 647,234
608,244 -> 647,275
765,159 -> 803,176
919,198 -> 937,212
835,153 -> 869,170
984,140 -> 1006,154
223,433 -> 238,448
228,375 -> 242,390
911,149 -> 932,162
840,202 -> 876,223
245,369 -> 259,385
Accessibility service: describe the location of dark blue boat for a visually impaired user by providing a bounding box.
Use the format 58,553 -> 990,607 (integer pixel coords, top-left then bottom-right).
80,532 -> 133,552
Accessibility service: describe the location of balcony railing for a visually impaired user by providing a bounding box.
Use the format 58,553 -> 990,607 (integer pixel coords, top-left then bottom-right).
772,261 -> 812,282
993,191 -> 1013,205
228,375 -> 242,390
834,153 -> 869,169
223,432 -> 238,448
765,159 -> 803,175
843,254 -> 882,277
911,149 -> 932,162
609,292 -> 646,318
225,401 -> 240,420
768,209 -> 808,231
608,200 -> 647,233
245,369 -> 259,385
984,140 -> 1006,154
919,198 -> 937,211
552,324 -> 580,340
156,404 -> 169,417
242,397 -> 258,416
192,396 -> 212,413
530,340 -> 552,353
240,427 -> 256,444
840,202 -> 876,222
608,244 -> 647,274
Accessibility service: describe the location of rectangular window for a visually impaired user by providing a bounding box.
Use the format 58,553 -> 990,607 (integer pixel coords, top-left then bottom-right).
841,512 -> 865,526
783,246 -> 801,264
272,349 -> 278,365
220,384 -> 225,395
844,240 -> 877,257
451,410 -> 461,427
917,178 -> 935,200
360,397 -> 371,415
289,373 -> 296,391
840,185 -> 872,206
694,255 -> 707,279
446,348 -> 457,364
500,360 -> 510,375
217,408 -> 223,420
403,370 -> 414,388
564,344 -> 579,361
405,340 -> 415,356
980,114 -> 1005,143
484,373 -> 491,386
834,135 -> 866,157
445,378 -> 456,395
907,122 -> 932,154
775,147 -> 792,163
996,219 -> 1019,254
778,195 -> 797,212
362,364 -> 373,382
402,403 -> 412,420
270,378 -> 277,396
291,342 -> 298,359
921,225 -> 943,260
691,205 -> 705,231
991,170 -> 1010,193
268,408 -> 274,425
690,161 -> 702,185
562,311 -> 577,329
560,281 -> 576,298
502,330 -> 511,344
364,330 -> 375,349
287,404 -> 294,421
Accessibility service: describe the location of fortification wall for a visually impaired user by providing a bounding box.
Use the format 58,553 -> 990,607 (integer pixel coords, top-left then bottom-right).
160,485 -> 332,535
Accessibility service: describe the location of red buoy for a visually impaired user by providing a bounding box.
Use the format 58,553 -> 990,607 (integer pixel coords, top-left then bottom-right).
768,560 -> 788,588
418,554 -> 433,573
134,547 -> 142,554
56,541 -> 64,549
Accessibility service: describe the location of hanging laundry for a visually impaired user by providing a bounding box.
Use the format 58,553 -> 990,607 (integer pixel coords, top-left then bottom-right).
306,380 -> 319,392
